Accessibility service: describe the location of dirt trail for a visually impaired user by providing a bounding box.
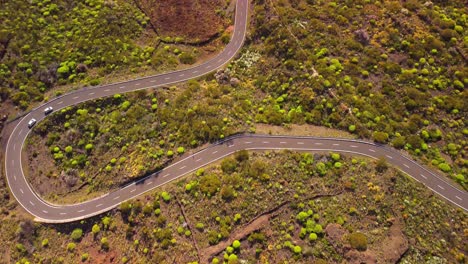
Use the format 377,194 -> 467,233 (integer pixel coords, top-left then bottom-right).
200,201 -> 289,262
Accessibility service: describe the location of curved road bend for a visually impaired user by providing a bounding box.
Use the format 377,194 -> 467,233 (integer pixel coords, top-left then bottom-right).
3,0 -> 467,223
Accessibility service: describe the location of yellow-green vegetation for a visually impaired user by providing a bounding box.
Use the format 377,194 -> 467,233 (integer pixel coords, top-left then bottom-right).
26,80 -> 253,201
1,151 -> 466,263
0,0 -> 215,111
247,0 -> 467,188
0,0 -> 151,109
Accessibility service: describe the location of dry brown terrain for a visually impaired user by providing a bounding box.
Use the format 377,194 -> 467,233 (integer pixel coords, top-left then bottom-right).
134,0 -> 231,43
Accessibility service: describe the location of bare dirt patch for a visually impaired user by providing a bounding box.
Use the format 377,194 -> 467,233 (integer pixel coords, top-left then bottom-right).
135,0 -> 231,43
255,123 -> 356,139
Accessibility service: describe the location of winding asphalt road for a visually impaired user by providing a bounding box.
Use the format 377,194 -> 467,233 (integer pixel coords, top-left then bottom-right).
3,0 -> 467,223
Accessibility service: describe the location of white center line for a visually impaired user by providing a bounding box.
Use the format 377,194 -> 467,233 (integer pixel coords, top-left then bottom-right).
403,164 -> 410,168
135,83 -> 141,86
104,89 -> 110,92
263,141 -> 270,144
29,201 -> 35,206
150,80 -> 156,83
180,166 -> 186,170
455,196 -> 462,201
386,155 -> 393,159
11,160 -> 14,166
60,212 -> 67,215
73,96 -> 79,99
78,209 -> 85,213
195,158 -> 202,162
193,70 -> 199,74
89,92 -> 95,95
113,196 -> 120,200
119,86 -> 126,88
19,129 -> 23,135
438,185 -> 445,190
130,189 -> 136,193
245,141 -> 252,144
350,145 -> 358,148
205,65 -> 211,69
420,174 -> 427,179
333,143 -> 340,146
42,210 -> 48,214
165,77 -> 171,80
146,181 -> 153,185
163,173 -> 171,178
314,143 -> 323,145
13,144 -> 16,151
228,144 -> 235,148
297,142 -> 304,145
57,101 -> 63,105
280,142 -> 287,144
19,188 -> 23,194
179,73 -> 185,77
212,151 -> 218,154
369,149 -> 376,152
96,204 -> 103,207
14,175 -> 16,181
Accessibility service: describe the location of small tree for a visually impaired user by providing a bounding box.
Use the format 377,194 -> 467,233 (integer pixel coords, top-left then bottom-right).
232,240 -> 241,250
375,157 -> 388,173
101,237 -> 109,250
92,224 -> 101,235
309,233 -> 318,241
372,131 -> 389,143
349,232 -> 368,251
293,245 -> 302,254
67,242 -> 76,252
161,192 -> 171,202
71,228 -> 83,241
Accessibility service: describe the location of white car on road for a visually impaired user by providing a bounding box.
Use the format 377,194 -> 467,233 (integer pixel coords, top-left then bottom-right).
27,118 -> 37,128
44,106 -> 53,115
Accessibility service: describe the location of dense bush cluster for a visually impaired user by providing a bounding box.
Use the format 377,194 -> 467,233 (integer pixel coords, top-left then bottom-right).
1,0 -> 153,109
243,0 -> 467,187
27,79 -> 252,198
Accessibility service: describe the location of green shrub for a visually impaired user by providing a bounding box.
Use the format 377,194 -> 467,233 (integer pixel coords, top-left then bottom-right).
71,228 -> 83,241
349,232 -> 368,251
